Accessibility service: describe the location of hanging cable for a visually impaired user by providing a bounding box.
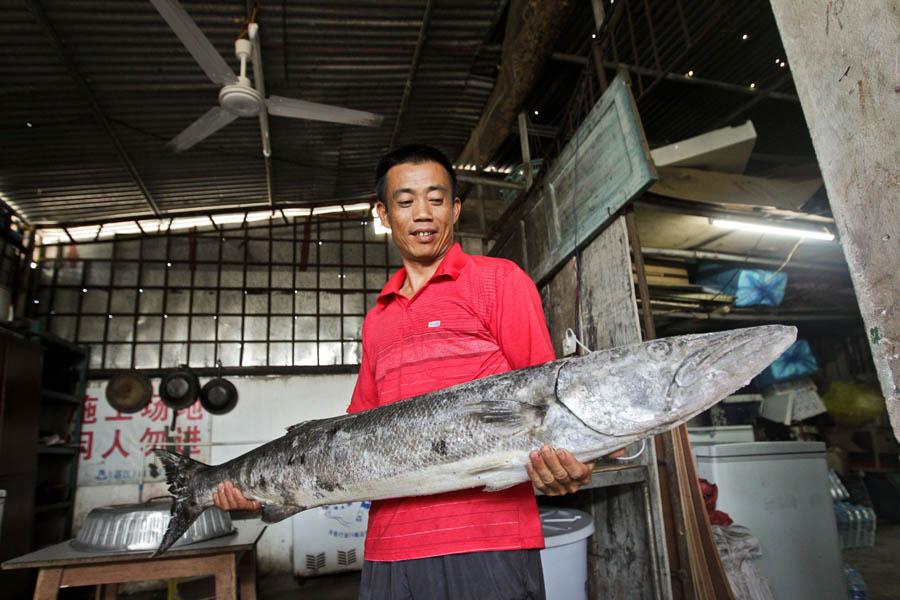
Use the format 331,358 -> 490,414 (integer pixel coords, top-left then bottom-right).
615,439 -> 647,461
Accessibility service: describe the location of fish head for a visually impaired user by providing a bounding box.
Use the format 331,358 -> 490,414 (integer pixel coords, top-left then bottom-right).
555,325 -> 797,437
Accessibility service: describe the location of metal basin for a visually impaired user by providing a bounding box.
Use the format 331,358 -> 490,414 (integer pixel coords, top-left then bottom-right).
73,500 -> 233,552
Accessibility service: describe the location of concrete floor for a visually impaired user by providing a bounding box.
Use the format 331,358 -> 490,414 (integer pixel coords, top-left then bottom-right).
843,523 -> 900,600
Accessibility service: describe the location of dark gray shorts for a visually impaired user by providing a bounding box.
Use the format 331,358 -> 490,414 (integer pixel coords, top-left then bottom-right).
359,549 -> 546,600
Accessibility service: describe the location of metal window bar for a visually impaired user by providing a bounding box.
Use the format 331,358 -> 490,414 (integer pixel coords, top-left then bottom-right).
30,217 -> 390,375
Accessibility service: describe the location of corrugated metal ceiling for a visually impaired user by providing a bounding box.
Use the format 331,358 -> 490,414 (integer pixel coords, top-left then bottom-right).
2,0 -> 504,224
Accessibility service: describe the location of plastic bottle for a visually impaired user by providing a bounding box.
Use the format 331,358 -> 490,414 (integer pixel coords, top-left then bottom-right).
834,503 -> 849,548
844,564 -> 868,600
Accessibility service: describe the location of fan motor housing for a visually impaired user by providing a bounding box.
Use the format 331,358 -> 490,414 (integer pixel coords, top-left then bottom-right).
219,83 -> 262,117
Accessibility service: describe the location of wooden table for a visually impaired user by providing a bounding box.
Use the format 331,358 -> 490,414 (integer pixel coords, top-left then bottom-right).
2,523 -> 266,600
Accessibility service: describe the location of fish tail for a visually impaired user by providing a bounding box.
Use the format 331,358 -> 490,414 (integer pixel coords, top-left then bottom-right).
152,448 -> 210,556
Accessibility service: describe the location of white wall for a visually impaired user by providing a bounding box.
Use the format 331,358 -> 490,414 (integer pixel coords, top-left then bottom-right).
74,372 -> 357,574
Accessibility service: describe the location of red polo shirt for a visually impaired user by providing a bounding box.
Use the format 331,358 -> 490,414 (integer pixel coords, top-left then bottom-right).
348,243 -> 555,561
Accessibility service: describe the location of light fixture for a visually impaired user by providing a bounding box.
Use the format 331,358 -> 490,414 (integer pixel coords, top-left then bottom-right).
591,33 -> 596,39
775,58 -> 781,64
29,261 -> 37,269
26,122 -> 33,128
711,219 -> 835,241
749,82 -> 756,89
741,33 -> 749,40
33,299 -> 39,305
166,262 -> 172,267
687,69 -> 694,77
108,314 -> 113,319
139,288 -> 144,293
533,109 -> 539,116
163,314 -> 168,319
82,288 -> 88,293
780,61 -> 786,68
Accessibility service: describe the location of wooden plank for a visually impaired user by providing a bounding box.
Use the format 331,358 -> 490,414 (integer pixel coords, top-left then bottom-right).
33,568 -> 63,600
59,554 -> 229,587
650,166 -> 822,211
578,217 -> 642,350
4,524 -> 265,570
769,0 -> 900,442
650,122 -> 757,174
539,257 -> 578,358
491,74 -> 658,285
589,484 -> 655,600
238,550 -> 257,600
213,554 -> 237,600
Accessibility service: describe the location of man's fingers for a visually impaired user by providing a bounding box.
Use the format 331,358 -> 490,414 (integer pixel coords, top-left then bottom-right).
526,463 -> 547,492
554,448 -> 590,481
541,447 -> 573,482
531,449 -> 558,485
213,481 -> 259,511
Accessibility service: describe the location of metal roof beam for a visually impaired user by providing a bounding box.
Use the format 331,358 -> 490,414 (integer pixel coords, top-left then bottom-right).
388,0 -> 434,149
24,0 -> 162,218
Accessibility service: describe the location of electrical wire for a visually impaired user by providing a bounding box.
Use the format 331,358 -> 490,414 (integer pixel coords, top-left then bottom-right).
615,439 -> 647,461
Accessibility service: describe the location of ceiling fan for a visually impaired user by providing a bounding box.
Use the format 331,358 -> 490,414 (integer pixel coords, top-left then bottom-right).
149,0 -> 384,157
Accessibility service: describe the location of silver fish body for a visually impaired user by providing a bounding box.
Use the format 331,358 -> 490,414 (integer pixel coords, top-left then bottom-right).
154,324 -> 796,554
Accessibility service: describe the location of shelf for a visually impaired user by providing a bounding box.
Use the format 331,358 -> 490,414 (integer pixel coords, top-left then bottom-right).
34,501 -> 72,514
42,390 -> 82,405
37,445 -> 79,455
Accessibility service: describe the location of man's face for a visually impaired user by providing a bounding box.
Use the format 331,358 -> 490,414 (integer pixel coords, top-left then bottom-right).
376,161 -> 461,266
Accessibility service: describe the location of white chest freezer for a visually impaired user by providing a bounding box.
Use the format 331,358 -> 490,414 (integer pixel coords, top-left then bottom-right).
694,441 -> 846,600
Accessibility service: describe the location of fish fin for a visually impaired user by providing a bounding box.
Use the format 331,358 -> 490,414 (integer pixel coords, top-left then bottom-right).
286,418 -> 321,433
464,400 -> 546,430
261,504 -> 304,523
483,480 -> 519,492
152,448 -> 210,557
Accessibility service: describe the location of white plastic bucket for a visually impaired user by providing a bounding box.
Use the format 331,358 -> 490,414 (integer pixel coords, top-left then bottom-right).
539,507 -> 595,600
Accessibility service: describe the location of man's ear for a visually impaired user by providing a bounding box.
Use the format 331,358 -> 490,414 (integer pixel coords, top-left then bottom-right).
375,201 -> 390,228
452,197 -> 461,225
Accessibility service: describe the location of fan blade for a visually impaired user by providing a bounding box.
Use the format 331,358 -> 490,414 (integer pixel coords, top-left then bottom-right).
267,96 -> 384,128
167,106 -> 239,152
150,0 -> 237,85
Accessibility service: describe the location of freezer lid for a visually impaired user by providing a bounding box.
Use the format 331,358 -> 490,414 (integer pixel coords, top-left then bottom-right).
693,441 -> 826,458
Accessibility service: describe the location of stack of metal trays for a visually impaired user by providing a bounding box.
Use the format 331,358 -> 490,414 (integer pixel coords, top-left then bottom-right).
72,499 -> 234,552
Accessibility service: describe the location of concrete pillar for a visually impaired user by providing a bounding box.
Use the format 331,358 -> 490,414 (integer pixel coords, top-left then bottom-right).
769,0 -> 900,440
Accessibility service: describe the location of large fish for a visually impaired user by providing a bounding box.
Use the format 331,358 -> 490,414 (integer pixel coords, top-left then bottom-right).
153,324 -> 796,555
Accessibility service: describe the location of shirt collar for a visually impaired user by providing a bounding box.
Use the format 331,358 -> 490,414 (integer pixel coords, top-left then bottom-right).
377,242 -> 468,305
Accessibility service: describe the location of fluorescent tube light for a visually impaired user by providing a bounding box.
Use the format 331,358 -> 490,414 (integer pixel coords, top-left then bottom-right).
712,219 -> 834,241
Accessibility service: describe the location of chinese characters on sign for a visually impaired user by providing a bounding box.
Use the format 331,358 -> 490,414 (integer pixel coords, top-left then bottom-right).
78,380 -> 211,486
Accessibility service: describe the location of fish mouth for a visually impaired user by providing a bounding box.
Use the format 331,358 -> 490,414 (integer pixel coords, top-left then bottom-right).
554,325 -> 797,438
667,325 -> 797,413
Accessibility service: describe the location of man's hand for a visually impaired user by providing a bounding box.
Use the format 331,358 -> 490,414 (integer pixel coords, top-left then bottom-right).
212,480 -> 261,512
526,446 -> 628,495
526,446 -> 595,496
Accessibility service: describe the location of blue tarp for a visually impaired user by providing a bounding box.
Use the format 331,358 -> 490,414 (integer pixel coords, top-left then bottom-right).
755,339 -> 819,388
695,264 -> 788,307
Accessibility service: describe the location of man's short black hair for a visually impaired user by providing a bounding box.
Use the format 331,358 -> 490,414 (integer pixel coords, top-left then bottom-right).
375,144 -> 457,203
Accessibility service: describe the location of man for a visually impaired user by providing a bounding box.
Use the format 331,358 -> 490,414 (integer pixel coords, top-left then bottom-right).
215,144 -> 612,599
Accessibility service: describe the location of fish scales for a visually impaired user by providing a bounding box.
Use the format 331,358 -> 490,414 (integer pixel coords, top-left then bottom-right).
153,325 -> 797,555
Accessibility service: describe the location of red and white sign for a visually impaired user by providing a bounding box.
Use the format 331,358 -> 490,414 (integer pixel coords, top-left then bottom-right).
78,380 -> 212,486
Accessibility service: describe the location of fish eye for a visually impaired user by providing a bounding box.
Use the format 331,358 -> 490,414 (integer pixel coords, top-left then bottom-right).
646,340 -> 671,359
